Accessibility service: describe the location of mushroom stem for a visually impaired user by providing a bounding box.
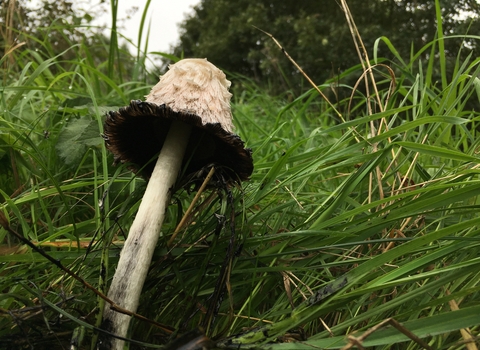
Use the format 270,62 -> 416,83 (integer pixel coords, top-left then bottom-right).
101,120 -> 192,349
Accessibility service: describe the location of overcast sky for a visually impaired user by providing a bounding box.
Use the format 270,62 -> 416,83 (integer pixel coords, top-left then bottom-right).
95,0 -> 201,54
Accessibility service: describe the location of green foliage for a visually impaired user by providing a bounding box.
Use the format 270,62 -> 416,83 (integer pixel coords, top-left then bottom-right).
1,0 -> 480,349
56,112 -> 105,166
0,1 -> 160,347
173,0 -> 480,94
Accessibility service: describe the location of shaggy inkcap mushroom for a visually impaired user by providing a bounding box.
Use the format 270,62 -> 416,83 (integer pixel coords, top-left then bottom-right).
104,58 -> 253,186
100,59 -> 253,349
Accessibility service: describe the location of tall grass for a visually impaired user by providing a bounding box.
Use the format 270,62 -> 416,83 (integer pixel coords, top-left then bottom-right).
1,0 -> 480,349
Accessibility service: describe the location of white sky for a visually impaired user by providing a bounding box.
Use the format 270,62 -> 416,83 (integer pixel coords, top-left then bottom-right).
94,0 -> 200,53
28,0 -> 201,54
100,0 -> 201,54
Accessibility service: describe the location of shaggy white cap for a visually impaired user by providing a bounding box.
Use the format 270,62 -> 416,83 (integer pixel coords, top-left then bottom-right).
146,58 -> 234,133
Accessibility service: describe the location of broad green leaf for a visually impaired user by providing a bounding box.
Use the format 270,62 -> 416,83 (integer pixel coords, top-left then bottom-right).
56,117 -> 102,165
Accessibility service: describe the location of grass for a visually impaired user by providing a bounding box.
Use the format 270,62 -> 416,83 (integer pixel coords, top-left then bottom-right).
1,0 -> 480,349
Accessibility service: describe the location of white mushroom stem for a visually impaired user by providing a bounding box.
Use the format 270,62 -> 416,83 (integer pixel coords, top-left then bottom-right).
102,120 -> 191,349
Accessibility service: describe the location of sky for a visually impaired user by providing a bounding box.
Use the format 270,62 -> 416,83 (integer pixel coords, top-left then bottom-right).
27,0 -> 201,54
95,0 -> 201,54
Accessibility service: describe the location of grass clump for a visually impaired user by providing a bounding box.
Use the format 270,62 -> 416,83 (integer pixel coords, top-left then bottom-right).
1,0 -> 480,349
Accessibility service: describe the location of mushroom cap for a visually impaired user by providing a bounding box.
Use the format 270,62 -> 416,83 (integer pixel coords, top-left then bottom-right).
146,58 -> 234,133
103,58 -> 253,186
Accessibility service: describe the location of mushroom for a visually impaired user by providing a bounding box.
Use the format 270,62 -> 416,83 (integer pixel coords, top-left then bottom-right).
100,58 -> 253,348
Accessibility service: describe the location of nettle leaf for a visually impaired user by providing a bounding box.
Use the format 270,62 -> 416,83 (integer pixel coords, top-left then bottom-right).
56,117 -> 102,165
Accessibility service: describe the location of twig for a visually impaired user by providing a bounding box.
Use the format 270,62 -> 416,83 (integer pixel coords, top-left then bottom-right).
168,166 -> 216,247
446,289 -> 478,350
339,0 -> 384,114
0,295 -> 75,321
341,318 -> 433,350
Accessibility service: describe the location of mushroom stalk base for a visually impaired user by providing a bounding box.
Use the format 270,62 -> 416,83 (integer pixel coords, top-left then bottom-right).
101,120 -> 192,349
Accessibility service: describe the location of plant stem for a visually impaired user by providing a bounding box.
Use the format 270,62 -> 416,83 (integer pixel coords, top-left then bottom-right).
101,120 -> 192,349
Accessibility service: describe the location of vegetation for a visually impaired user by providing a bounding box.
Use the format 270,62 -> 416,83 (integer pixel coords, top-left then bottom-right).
173,0 -> 480,94
1,0 -> 480,349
